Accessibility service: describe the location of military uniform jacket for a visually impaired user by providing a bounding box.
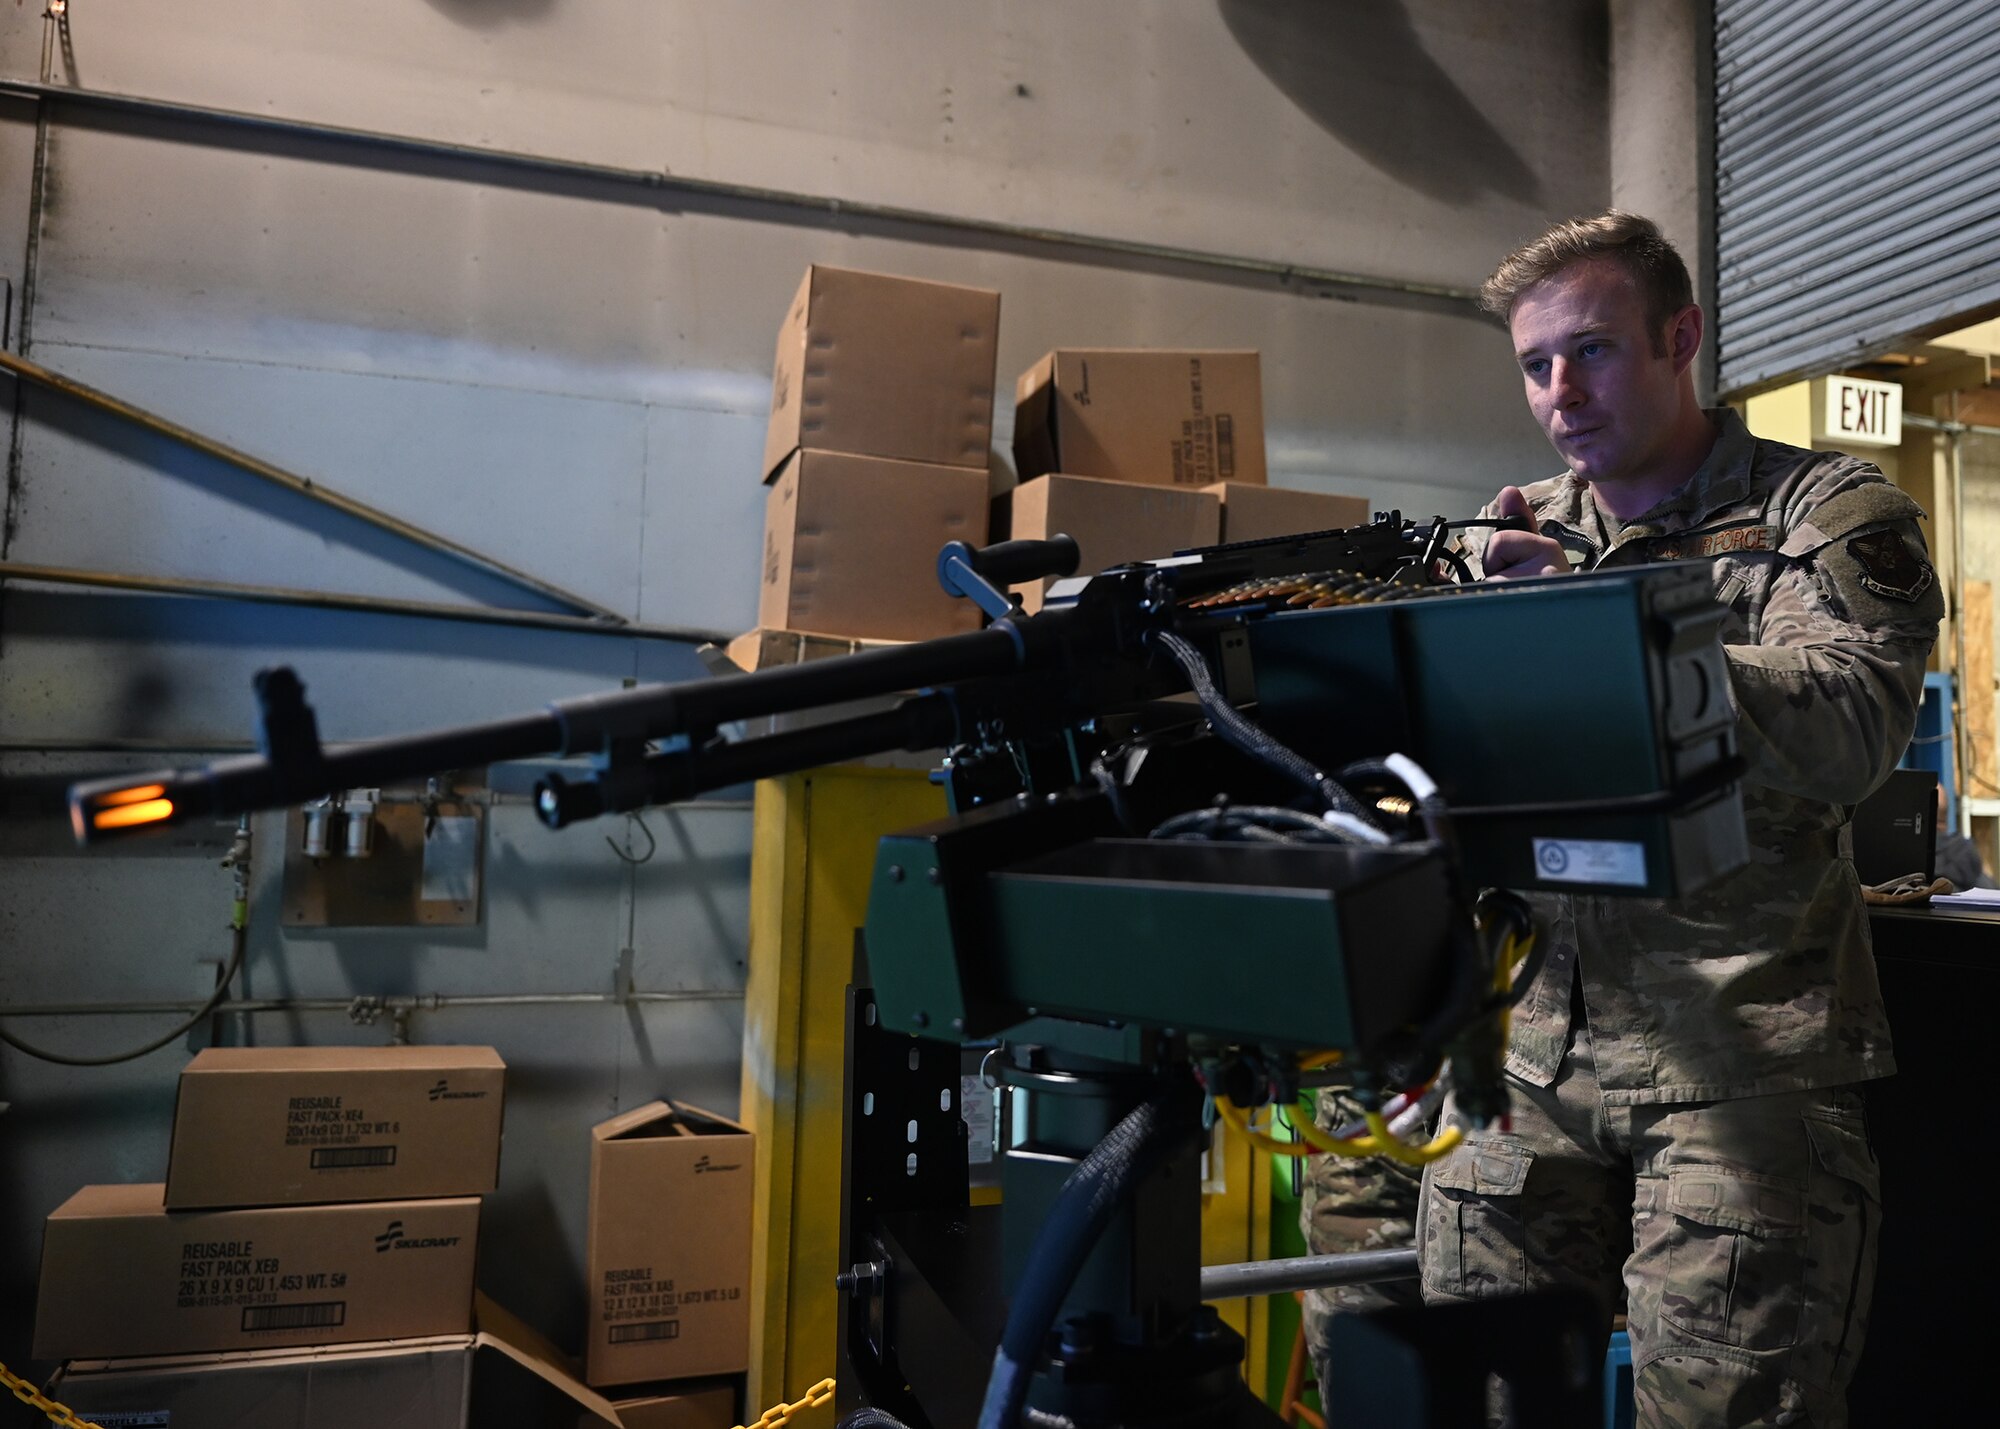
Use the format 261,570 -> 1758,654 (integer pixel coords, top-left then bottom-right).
1459,408 -> 1942,1104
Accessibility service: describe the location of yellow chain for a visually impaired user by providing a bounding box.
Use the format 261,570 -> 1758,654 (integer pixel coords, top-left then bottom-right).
735,1376 -> 835,1429
1,1359 -> 102,1429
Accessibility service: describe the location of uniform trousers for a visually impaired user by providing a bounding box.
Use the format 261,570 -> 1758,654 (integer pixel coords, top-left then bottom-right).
1417,1009 -> 1880,1428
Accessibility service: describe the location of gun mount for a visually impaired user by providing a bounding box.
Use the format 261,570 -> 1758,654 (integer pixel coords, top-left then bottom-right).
65,511 -> 1744,1428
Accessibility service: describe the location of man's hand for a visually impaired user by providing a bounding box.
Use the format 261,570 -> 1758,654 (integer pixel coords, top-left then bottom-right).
1482,487 -> 1572,580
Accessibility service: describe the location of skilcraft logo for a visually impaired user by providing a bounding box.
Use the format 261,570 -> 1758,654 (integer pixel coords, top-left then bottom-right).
693,1153 -> 743,1175
428,1078 -> 489,1102
375,1219 -> 463,1253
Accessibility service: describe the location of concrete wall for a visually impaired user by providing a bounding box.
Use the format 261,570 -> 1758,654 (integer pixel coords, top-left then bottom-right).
0,0 -> 1610,1371
1610,0 -> 1712,398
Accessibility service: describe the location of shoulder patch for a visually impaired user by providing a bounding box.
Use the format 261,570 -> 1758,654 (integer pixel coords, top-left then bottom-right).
1848,529 -> 1933,602
1806,483 -> 1927,541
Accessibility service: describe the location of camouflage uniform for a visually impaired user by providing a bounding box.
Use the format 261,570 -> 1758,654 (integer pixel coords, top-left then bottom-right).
1422,409 -> 1941,1427
1298,1087 -> 1423,1414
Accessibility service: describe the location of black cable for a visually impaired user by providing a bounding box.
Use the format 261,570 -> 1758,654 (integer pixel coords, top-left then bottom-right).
1149,805 -> 1356,843
1477,891 -> 1547,1009
977,1087 -> 1197,1429
1147,630 -> 1373,822
838,1412 -> 915,1429
2,817 -> 253,1067
0,917 -> 248,1067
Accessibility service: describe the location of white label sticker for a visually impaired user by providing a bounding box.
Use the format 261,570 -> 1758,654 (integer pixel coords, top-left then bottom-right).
1532,837 -> 1648,887
959,1075 -> 995,1166
421,816 -> 479,902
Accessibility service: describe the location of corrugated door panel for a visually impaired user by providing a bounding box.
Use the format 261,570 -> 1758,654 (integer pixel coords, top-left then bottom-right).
1715,0 -> 2000,394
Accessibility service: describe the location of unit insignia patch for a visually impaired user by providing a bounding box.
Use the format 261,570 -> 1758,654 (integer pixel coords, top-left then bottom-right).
1847,529 -> 1932,602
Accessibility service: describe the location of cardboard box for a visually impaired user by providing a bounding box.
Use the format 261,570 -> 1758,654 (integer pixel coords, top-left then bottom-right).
1202,482 -> 1371,545
997,473 -> 1221,614
1012,349 -> 1266,487
760,450 -> 987,641
165,1045 -> 505,1209
585,1103 -> 753,1388
610,1377 -> 739,1429
34,1185 -> 479,1361
763,264 -> 1001,478
722,627 -> 903,675
50,1294 -> 619,1428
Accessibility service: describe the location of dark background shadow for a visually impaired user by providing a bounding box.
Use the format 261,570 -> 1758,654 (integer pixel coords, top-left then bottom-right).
1218,0 -> 1547,208
424,0 -> 561,29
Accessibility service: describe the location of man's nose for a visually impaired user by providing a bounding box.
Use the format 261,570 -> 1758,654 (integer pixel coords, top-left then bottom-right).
1551,358 -> 1587,408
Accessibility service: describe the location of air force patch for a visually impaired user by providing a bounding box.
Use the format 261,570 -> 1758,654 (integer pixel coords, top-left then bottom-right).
1847,529 -> 1933,602
1654,523 -> 1781,560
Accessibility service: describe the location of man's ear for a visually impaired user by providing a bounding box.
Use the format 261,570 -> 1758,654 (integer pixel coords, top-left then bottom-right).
1667,303 -> 1704,376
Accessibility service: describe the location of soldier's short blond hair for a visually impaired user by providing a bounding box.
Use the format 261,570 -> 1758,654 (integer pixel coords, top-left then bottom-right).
1481,211 -> 1694,354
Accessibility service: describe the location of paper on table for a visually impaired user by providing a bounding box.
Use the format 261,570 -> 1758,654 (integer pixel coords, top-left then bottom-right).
1929,886 -> 2000,907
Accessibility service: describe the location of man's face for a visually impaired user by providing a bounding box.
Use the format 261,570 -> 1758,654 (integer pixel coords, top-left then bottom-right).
1509,257 -> 1688,489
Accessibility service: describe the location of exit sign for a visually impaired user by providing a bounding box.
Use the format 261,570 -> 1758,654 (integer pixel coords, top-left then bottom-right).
1814,375 -> 1902,447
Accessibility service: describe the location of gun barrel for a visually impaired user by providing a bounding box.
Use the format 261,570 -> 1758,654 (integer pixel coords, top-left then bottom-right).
550,622 -> 1030,751
66,621 -> 1041,845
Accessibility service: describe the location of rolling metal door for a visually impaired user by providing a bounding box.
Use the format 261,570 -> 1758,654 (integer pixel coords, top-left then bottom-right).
1715,0 -> 2000,394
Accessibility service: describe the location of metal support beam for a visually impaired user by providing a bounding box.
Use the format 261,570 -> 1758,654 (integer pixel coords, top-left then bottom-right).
0,347 -> 625,623
0,79 -> 1485,313
1198,1249 -> 1419,1301
0,558 -> 730,645
0,989 -> 742,1018
1905,411 -> 2000,440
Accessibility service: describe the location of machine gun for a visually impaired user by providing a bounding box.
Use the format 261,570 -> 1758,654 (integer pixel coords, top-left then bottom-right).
67,512 -> 1748,1428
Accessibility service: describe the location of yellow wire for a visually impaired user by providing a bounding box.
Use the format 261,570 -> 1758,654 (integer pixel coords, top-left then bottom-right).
1362,1110 -> 1464,1166
1212,922 -> 1537,1171
1214,1092 -> 1330,1157
1291,1108 -> 1386,1159
1216,1086 -> 1382,1158
1492,927 -> 1533,1051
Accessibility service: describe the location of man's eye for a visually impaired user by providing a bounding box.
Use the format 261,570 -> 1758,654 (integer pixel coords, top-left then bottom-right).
1523,359 -> 1548,377
1580,342 -> 1606,358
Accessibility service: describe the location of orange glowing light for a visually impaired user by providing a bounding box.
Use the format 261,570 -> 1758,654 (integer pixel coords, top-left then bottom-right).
91,797 -> 175,830
97,783 -> 167,807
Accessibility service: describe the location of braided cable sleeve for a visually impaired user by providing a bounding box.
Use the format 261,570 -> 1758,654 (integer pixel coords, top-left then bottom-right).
1147,630 -> 1372,822
976,1087 -> 1198,1429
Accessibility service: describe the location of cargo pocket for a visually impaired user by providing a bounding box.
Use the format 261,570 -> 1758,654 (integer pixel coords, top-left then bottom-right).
1659,1163 -> 1805,1351
1792,1106 -> 1880,1392
1419,1138 -> 1532,1300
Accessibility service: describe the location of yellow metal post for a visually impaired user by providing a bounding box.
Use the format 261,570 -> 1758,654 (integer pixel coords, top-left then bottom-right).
740,767 -> 947,1427
1200,1122 -> 1275,1400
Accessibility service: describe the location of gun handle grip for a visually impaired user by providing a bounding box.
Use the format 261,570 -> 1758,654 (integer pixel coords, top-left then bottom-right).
964,535 -> 1082,586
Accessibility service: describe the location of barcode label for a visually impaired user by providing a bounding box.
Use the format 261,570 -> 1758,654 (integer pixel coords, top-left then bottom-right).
311,1145 -> 397,1169
241,1301 -> 346,1332
609,1319 -> 680,1344
1215,414 -> 1236,479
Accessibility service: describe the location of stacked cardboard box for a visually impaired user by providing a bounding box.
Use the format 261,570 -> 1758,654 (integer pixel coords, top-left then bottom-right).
755,263 -> 1000,645
583,1101 -> 754,1398
1012,349 -> 1268,489
998,349 -> 1258,609
49,1294 -> 622,1427
998,474 -> 1221,615
1199,482 -> 1371,546
32,1046 -> 614,1424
